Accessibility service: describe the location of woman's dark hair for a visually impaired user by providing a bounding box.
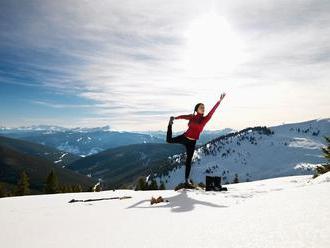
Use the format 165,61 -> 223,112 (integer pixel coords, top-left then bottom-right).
194,103 -> 203,113
193,103 -> 204,124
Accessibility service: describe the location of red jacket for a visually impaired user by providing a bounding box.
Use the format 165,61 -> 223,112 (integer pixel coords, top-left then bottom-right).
175,100 -> 221,140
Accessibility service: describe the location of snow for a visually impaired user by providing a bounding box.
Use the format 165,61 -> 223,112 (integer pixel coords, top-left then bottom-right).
288,137 -> 323,149
57,142 -> 81,154
59,153 -> 67,159
311,171 -> 330,184
5,125 -> 68,132
294,162 -> 322,170
54,152 -> 68,163
0,175 -> 329,248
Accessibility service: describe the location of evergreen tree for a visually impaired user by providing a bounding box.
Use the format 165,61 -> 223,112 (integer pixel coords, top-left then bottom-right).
94,183 -> 102,192
135,177 -> 147,190
58,185 -> 66,193
44,170 -> 59,194
95,184 -> 101,192
159,181 -> 166,190
7,190 -> 14,197
0,183 -> 7,198
16,171 -> 30,196
149,179 -> 159,190
59,185 -> 73,193
233,173 -> 239,184
322,136 -> 330,163
88,186 -> 94,192
315,136 -> 330,176
73,184 -> 82,192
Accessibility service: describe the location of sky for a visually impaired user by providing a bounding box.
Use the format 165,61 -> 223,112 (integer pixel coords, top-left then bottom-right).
0,0 -> 329,131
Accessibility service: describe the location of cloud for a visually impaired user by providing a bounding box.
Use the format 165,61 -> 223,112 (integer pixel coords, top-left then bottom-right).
31,100 -> 105,109
0,0 -> 329,129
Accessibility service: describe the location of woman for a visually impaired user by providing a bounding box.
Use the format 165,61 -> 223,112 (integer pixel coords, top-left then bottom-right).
166,93 -> 226,187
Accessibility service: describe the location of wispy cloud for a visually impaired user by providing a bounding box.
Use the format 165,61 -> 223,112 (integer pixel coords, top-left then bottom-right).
31,100 -> 105,109
0,0 -> 329,130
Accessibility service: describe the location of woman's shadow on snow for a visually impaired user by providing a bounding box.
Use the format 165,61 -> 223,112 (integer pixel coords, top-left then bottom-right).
126,190 -> 227,213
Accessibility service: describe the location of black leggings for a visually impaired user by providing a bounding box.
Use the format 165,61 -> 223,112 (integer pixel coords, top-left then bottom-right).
166,124 -> 197,180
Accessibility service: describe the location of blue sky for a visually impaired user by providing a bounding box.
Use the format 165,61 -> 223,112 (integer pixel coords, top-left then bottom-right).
0,0 -> 329,131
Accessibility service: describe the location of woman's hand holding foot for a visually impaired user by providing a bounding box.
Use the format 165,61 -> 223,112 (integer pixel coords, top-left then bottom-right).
169,116 -> 175,125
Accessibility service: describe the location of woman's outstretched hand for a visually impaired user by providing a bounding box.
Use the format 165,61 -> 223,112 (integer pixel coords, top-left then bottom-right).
219,92 -> 226,102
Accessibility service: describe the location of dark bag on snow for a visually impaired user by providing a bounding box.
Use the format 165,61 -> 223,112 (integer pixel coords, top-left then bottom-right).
205,176 -> 227,191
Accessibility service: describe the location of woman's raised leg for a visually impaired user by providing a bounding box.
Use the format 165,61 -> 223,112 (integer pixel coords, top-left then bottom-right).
166,122 -> 185,144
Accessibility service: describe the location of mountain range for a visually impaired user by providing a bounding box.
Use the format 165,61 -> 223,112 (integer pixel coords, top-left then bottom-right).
0,125 -> 232,156
0,118 -> 329,192
0,137 -> 96,193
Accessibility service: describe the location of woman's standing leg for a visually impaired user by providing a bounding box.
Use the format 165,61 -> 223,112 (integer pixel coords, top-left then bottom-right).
184,141 -> 196,181
166,119 -> 196,183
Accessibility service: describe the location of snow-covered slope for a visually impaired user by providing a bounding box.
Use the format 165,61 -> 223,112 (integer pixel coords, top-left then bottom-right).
0,174 -> 329,248
157,118 -> 330,189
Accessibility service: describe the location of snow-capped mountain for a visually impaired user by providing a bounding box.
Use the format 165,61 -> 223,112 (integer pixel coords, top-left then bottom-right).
70,125 -> 112,133
0,125 -> 232,156
156,118 -> 330,189
0,126 -> 162,156
0,125 -> 69,132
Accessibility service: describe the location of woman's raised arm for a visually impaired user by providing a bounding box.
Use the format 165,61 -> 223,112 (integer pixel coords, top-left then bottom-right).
202,93 -> 226,124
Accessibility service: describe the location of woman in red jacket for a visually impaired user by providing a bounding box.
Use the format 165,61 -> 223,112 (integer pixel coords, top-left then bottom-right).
166,93 -> 226,186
